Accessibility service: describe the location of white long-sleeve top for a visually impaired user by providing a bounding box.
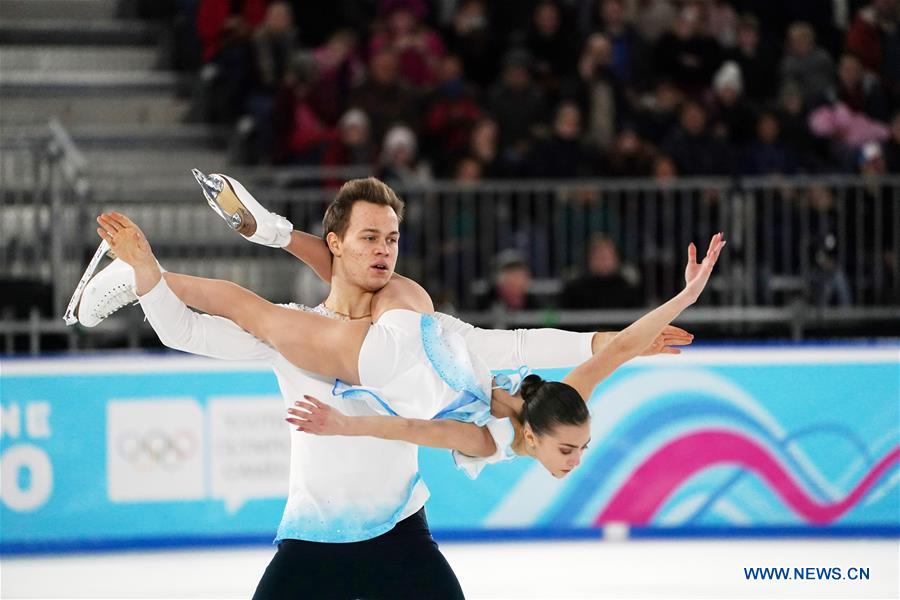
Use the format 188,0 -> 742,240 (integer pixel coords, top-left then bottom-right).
139,277 -> 594,543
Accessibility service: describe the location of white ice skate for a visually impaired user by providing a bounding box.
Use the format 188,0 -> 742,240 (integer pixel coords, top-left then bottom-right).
63,241 -> 138,327
192,169 -> 293,248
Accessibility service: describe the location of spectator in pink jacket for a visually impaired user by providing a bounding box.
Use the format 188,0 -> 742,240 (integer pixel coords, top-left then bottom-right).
808,101 -> 890,149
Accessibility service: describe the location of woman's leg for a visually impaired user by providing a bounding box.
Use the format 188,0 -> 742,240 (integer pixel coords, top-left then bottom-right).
163,272 -> 368,383
97,211 -> 367,383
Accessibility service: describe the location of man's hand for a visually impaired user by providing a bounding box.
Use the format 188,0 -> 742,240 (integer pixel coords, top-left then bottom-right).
639,325 -> 694,356
286,395 -> 349,436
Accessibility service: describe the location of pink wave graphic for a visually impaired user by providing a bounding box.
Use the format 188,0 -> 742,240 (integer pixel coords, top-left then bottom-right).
595,430 -> 900,525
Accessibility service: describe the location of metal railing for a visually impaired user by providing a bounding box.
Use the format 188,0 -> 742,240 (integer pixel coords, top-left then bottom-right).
1,119 -> 98,352
1,136 -> 898,353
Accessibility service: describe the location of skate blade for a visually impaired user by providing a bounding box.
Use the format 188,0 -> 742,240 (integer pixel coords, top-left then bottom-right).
63,239 -> 113,326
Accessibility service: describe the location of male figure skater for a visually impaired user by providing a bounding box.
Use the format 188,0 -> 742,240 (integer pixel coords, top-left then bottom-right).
81,176 -> 692,599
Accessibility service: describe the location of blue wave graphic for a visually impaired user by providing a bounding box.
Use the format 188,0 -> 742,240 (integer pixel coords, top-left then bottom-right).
543,394 -> 874,525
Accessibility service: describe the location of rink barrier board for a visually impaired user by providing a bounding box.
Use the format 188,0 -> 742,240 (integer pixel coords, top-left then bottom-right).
2,345 -> 898,554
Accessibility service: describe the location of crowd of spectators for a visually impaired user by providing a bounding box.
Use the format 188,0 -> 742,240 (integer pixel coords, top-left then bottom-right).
178,0 -> 900,180
127,0 -> 899,314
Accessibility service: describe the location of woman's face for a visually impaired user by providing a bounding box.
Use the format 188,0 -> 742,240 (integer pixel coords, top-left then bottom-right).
525,422 -> 591,479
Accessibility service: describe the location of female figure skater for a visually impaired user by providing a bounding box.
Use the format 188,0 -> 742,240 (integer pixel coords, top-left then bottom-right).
96,210 -> 724,479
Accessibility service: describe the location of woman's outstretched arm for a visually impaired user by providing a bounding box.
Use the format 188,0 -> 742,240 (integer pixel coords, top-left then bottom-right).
287,396 -> 497,458
562,233 -> 726,400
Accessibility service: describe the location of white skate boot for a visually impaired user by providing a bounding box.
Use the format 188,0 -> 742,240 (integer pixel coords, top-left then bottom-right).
64,244 -> 139,327
192,169 -> 293,248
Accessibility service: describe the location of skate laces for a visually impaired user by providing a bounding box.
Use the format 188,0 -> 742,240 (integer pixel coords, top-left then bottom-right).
91,283 -> 138,321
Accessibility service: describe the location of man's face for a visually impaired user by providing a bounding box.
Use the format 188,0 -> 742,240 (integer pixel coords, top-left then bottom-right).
329,201 -> 400,291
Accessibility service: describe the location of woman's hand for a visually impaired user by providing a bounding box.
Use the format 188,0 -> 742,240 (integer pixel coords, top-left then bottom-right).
286,395 -> 349,436
96,212 -> 155,268
639,325 -> 694,355
683,232 -> 726,304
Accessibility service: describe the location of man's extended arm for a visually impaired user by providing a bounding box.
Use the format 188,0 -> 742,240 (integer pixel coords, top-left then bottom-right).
283,230 -> 333,283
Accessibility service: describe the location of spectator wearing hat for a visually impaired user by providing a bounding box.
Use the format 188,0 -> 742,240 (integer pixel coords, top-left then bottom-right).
378,125 -> 433,186
708,60 -> 758,145
324,109 -> 376,168
478,250 -> 542,311
859,141 -> 888,175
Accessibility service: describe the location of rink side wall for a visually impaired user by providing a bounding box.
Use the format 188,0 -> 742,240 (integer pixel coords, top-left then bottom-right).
2,344 -> 898,554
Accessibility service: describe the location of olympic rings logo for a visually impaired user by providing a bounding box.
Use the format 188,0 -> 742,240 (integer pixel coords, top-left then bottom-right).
115,429 -> 197,470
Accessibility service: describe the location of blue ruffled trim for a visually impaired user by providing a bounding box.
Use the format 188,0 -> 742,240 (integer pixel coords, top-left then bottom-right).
433,390 -> 493,425
332,379 -> 399,416
332,314 -> 492,425
420,313 -> 488,402
492,365 -> 532,395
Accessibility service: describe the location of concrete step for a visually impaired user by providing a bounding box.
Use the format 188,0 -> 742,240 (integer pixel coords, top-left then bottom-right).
0,18 -> 158,45
84,148 -> 230,177
0,94 -> 190,125
0,45 -> 159,71
0,70 -> 181,95
68,124 -> 229,150
0,0 -> 117,21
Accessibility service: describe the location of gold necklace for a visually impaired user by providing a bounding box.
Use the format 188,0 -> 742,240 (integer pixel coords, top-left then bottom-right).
323,303 -> 371,320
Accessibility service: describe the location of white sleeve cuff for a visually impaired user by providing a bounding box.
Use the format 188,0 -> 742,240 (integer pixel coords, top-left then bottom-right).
452,418 -> 516,479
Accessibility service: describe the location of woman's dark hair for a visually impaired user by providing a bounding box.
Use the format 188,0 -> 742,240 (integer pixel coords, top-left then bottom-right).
519,374 -> 590,436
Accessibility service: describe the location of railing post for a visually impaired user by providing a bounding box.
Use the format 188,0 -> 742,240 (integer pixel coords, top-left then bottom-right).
45,139 -> 66,320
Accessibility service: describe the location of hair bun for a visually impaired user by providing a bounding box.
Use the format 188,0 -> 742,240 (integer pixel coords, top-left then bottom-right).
519,374 -> 544,404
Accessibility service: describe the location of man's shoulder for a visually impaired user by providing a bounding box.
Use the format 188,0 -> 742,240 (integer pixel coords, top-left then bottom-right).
278,302 -> 348,321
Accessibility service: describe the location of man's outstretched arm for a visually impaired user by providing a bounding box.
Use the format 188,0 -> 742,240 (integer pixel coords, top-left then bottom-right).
283,230 -> 334,283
